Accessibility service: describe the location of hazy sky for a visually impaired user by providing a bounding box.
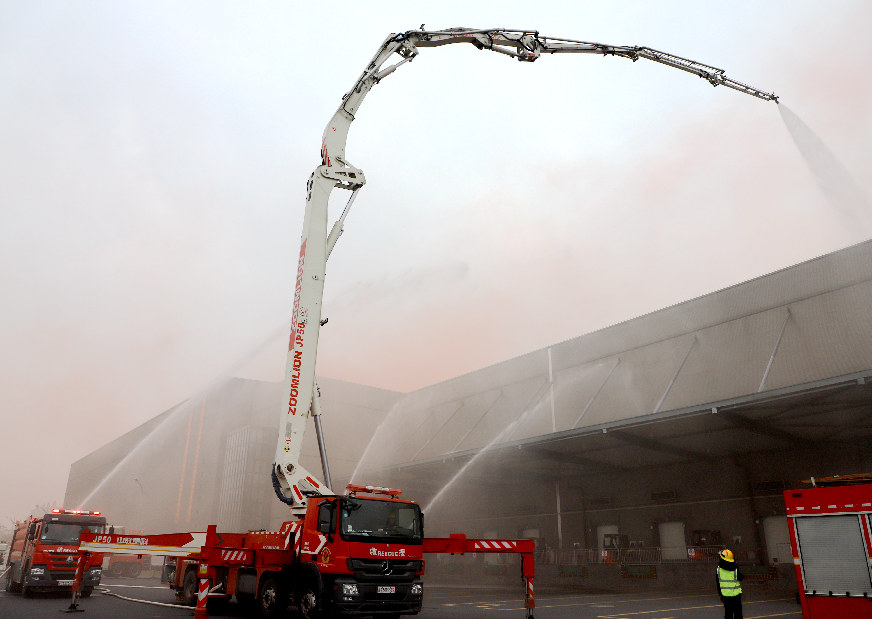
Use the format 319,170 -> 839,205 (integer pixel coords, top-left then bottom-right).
1,1 -> 870,523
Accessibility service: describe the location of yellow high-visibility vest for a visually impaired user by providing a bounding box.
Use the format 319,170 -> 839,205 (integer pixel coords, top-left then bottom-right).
717,566 -> 742,597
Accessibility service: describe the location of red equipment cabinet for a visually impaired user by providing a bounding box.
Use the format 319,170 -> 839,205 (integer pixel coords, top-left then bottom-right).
784,476 -> 872,618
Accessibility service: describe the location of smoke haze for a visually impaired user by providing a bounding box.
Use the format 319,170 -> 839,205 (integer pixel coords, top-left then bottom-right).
0,1 -> 870,523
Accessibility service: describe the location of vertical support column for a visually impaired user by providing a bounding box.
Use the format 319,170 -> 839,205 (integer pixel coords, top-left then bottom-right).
194,571 -> 211,618
521,551 -> 535,618
547,348 -> 555,433
63,551 -> 87,613
555,480 -> 563,552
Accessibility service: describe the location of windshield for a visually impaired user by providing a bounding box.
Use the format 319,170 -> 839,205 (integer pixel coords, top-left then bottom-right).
340,498 -> 422,544
40,522 -> 105,544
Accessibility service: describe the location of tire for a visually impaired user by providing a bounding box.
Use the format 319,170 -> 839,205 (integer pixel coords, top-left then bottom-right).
81,587 -> 93,598
123,562 -> 142,578
106,562 -> 124,578
296,577 -> 320,619
22,584 -> 33,598
182,569 -> 198,607
258,577 -> 286,619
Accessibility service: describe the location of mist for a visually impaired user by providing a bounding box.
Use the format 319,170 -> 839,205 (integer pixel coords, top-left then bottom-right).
1,1 -> 870,525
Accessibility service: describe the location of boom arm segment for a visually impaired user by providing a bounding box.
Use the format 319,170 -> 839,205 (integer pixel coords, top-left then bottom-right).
272,27 -> 776,513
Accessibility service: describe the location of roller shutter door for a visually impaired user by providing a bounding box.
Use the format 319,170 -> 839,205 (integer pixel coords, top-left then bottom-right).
795,515 -> 872,596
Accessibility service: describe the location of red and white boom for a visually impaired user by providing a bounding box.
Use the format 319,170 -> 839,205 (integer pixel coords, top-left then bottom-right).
271,27 -> 777,512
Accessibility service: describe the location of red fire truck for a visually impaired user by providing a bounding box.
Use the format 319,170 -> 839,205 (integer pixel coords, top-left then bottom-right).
79,485 -> 535,617
784,474 -> 872,619
4,509 -> 105,597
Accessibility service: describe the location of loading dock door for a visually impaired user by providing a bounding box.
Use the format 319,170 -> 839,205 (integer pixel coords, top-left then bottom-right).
795,515 -> 872,596
659,521 -> 687,561
597,525 -> 618,550
763,516 -> 792,565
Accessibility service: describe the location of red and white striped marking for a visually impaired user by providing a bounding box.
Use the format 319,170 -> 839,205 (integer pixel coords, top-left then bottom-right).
285,521 -> 302,551
219,549 -> 251,563
473,540 -> 518,550
525,578 -> 535,608
193,577 -> 211,618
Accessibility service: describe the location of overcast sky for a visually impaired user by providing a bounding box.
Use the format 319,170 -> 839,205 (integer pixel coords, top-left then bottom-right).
1,1 -> 870,523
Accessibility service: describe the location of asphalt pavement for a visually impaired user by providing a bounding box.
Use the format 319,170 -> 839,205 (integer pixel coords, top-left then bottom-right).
1,575 -> 802,619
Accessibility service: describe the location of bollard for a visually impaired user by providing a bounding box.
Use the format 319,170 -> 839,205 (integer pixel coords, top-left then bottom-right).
62,551 -> 88,613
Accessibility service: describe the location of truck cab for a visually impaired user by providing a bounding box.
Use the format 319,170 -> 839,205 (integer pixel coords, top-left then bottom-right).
299,490 -> 424,617
5,509 -> 105,597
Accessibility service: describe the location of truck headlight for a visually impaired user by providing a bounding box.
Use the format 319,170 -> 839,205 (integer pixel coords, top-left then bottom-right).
411,583 -> 423,595
342,583 -> 359,595
29,567 -> 45,575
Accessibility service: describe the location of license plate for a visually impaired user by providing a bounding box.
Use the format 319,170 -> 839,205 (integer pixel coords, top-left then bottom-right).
57,580 -> 74,586
377,586 -> 395,594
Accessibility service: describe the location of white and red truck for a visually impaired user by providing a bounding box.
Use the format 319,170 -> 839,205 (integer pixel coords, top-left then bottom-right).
73,27 -> 776,617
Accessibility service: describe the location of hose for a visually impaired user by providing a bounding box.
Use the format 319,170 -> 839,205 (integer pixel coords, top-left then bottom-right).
272,466 -> 296,505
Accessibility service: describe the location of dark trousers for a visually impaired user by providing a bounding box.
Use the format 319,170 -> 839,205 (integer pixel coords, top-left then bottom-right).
721,593 -> 742,619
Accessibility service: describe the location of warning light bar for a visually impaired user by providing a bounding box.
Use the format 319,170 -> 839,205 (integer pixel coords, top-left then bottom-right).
346,484 -> 402,497
51,509 -> 102,515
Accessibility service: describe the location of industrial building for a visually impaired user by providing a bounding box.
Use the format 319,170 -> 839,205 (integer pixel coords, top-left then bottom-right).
66,239 -> 872,589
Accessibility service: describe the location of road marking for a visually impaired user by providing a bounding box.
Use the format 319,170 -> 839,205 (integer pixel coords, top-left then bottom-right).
744,614 -> 802,618
598,598 -> 793,618
442,592 -> 711,608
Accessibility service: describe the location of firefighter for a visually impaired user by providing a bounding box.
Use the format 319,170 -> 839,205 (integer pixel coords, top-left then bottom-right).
716,549 -> 744,619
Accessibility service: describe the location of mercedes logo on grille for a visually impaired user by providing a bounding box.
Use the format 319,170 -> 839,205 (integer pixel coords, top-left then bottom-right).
380,560 -> 392,575
66,556 -> 75,565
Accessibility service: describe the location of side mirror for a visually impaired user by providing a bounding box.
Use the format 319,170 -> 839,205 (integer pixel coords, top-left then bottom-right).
317,501 -> 336,534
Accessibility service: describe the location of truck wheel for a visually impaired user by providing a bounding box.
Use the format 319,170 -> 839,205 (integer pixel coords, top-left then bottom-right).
106,563 -> 123,578
22,584 -> 33,598
81,587 -> 93,598
182,569 -> 198,606
258,577 -> 286,618
123,562 -> 142,578
296,578 -> 319,619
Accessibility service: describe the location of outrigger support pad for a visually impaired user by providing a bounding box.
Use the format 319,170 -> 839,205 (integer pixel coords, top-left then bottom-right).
61,550 -> 88,613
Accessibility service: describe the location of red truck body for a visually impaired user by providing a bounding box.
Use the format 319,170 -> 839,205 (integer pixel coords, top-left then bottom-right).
79,489 -> 535,617
4,509 -> 105,597
784,481 -> 872,619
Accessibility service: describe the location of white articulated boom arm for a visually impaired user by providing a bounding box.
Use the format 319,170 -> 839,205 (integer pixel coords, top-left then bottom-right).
272,27 -> 776,513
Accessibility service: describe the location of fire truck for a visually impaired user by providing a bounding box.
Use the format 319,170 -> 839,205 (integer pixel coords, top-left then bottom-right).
73,27 -> 776,617
4,509 -> 105,597
784,474 -> 872,619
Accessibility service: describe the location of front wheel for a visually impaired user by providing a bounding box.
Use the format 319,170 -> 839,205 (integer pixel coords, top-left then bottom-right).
21,584 -> 33,598
258,577 -> 286,619
296,578 -> 320,619
81,587 -> 93,598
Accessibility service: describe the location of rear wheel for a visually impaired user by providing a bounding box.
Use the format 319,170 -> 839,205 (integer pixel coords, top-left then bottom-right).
258,577 -> 286,619
106,562 -> 123,578
123,562 -> 142,578
182,569 -> 198,606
